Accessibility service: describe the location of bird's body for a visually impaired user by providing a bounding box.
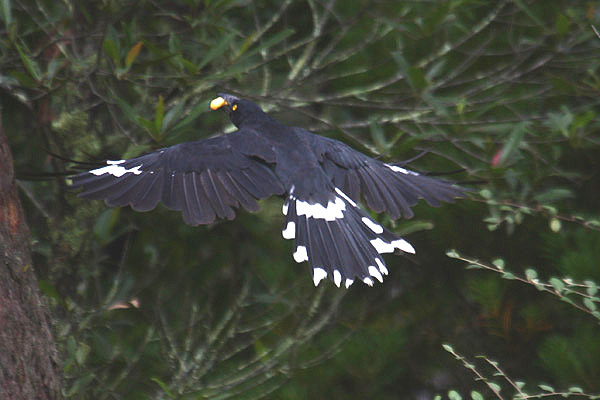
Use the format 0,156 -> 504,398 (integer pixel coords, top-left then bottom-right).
71,94 -> 465,287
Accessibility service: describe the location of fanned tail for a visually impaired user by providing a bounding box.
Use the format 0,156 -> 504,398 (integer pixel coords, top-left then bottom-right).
281,186 -> 414,288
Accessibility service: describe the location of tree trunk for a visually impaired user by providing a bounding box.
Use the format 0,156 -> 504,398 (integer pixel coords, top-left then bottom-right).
0,107 -> 62,399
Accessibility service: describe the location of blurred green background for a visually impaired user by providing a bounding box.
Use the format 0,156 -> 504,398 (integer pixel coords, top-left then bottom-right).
1,0 -> 599,398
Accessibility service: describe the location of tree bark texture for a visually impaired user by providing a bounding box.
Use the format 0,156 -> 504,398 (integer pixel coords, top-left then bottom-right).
0,108 -> 62,399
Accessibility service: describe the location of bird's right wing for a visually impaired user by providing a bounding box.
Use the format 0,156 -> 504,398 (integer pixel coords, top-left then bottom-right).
70,129 -> 285,225
298,129 -> 466,220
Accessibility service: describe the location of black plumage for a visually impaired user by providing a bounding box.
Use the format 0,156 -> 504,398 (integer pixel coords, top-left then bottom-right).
70,93 -> 466,288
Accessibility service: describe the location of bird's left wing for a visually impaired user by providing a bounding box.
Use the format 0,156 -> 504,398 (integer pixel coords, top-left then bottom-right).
298,129 -> 466,220
70,129 -> 285,225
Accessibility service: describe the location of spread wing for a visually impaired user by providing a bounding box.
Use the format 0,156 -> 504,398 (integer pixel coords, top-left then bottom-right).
298,129 -> 466,220
70,129 -> 285,225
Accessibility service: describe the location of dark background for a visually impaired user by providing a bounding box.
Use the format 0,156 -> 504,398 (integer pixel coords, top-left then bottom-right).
2,0 -> 599,398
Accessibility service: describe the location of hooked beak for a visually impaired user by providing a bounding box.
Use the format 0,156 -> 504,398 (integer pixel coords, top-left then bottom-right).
210,96 -> 228,110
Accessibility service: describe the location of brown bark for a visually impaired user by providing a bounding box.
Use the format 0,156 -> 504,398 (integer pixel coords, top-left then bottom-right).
0,107 -> 62,398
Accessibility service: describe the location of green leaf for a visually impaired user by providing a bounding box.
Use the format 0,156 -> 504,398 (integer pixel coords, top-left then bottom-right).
162,100 -> 185,132
492,258 -> 505,270
103,26 -> 120,66
542,205 -> 557,215
395,220 -> 434,235
442,343 -> 454,352
456,98 -> 466,115
448,390 -> 462,400
235,28 -> 294,61
169,100 -> 209,137
497,121 -> 529,166
560,297 -> 576,306
479,189 -> 493,199
154,95 -> 165,136
1,0 -> 12,28
446,250 -> 459,258
583,298 -> 597,312
112,93 -> 139,126
585,281 -> 598,296
392,51 -> 428,92
466,264 -> 483,270
502,272 -> 516,280
168,31 -> 181,54
235,33 -> 256,59
426,59 -> 446,81
539,384 -> 554,392
38,280 -> 61,300
471,391 -> 484,400
568,387 -> 583,394
137,117 -> 156,135
407,66 -> 428,92
525,268 -> 538,281
534,188 -> 574,203
76,342 -> 91,365
46,58 -> 63,85
14,41 -> 42,82
197,32 -> 235,70
588,220 -> 600,228
546,107 -> 572,137
555,14 -> 569,37
93,208 -> 121,244
512,0 -> 546,30
151,377 -> 175,398
550,278 -> 565,293
370,119 -> 388,151
9,70 -> 36,89
572,110 -> 595,131
179,57 -> 199,74
122,144 -> 151,160
488,382 -> 501,393
422,3 -> 450,35
515,381 -> 525,389
65,373 -> 95,396
550,218 -> 561,233
550,76 -> 577,95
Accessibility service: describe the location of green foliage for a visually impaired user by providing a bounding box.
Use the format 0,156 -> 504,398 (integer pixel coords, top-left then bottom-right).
1,0 -> 599,398
442,345 -> 600,399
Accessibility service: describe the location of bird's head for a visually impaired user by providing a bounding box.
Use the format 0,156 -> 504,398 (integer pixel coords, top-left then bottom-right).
209,93 -> 265,128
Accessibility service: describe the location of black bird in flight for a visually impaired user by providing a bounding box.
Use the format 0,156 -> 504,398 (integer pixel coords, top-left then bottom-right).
71,94 -> 465,288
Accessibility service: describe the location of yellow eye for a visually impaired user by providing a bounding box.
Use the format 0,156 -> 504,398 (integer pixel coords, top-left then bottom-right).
232,104 -> 238,111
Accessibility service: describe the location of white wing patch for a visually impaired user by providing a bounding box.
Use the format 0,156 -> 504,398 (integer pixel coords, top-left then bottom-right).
293,245 -> 308,263
370,238 -> 415,254
334,187 -> 357,207
393,239 -> 416,254
296,196 -> 346,221
375,258 -> 388,275
361,217 -> 384,234
313,267 -> 327,286
385,163 -> 420,176
91,160 -> 143,177
333,270 -> 342,287
368,266 -> 383,283
282,221 -> 295,239
282,201 -> 289,216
